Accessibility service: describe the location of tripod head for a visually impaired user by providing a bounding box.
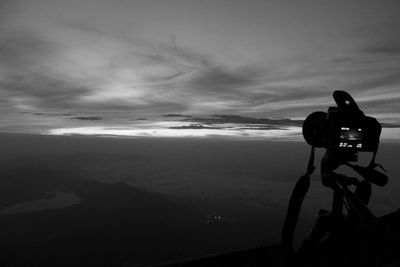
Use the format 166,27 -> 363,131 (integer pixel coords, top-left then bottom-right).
320,149 -> 388,188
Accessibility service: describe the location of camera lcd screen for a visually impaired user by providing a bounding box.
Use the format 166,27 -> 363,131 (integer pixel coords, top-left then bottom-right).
339,127 -> 363,149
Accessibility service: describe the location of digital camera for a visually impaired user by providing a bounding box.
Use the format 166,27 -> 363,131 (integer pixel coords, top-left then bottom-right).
302,91 -> 381,153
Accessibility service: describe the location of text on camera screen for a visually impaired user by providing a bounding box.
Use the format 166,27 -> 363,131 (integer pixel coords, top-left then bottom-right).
339,127 -> 363,149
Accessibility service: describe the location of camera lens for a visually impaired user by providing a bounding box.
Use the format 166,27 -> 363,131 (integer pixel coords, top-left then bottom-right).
302,111 -> 326,147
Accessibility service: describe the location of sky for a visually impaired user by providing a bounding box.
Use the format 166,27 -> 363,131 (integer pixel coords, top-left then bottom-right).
0,0 -> 399,138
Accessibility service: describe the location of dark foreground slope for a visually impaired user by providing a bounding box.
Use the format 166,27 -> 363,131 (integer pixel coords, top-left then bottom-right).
0,149 -> 278,266
0,180 -> 192,266
153,245 -> 283,267
0,176 -> 280,266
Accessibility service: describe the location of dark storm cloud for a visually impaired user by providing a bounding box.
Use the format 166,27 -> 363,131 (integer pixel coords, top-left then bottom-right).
30,112 -> 75,117
184,114 -> 303,127
163,114 -> 192,118
168,124 -> 285,131
72,116 -> 103,121
236,126 -> 286,130
169,124 -> 223,130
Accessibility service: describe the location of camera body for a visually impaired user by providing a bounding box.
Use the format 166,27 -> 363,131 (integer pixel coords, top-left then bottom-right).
303,91 -> 381,154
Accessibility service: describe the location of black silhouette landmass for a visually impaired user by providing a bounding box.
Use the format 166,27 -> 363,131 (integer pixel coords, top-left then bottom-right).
0,151 -> 281,266
0,174 -> 235,266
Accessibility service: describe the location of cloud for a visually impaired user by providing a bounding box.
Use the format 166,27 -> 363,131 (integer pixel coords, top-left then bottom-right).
163,114 -> 192,118
0,0 -> 399,134
2,25 -> 400,131
381,122 -> 400,128
186,114 -> 303,127
169,124 -> 222,130
183,65 -> 265,94
72,116 -> 103,121
0,19 -> 273,122
364,44 -> 400,55
171,114 -> 400,131
359,21 -> 400,56
237,126 -> 287,130
0,34 -> 94,113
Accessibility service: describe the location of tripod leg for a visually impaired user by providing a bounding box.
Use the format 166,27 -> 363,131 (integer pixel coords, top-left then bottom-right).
355,180 -> 371,205
297,209 -> 331,266
309,209 -> 330,243
329,190 -> 349,266
347,181 -> 371,230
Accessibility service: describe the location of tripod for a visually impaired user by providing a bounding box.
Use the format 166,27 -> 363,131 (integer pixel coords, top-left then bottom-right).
299,178 -> 373,266
281,148 -> 389,267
